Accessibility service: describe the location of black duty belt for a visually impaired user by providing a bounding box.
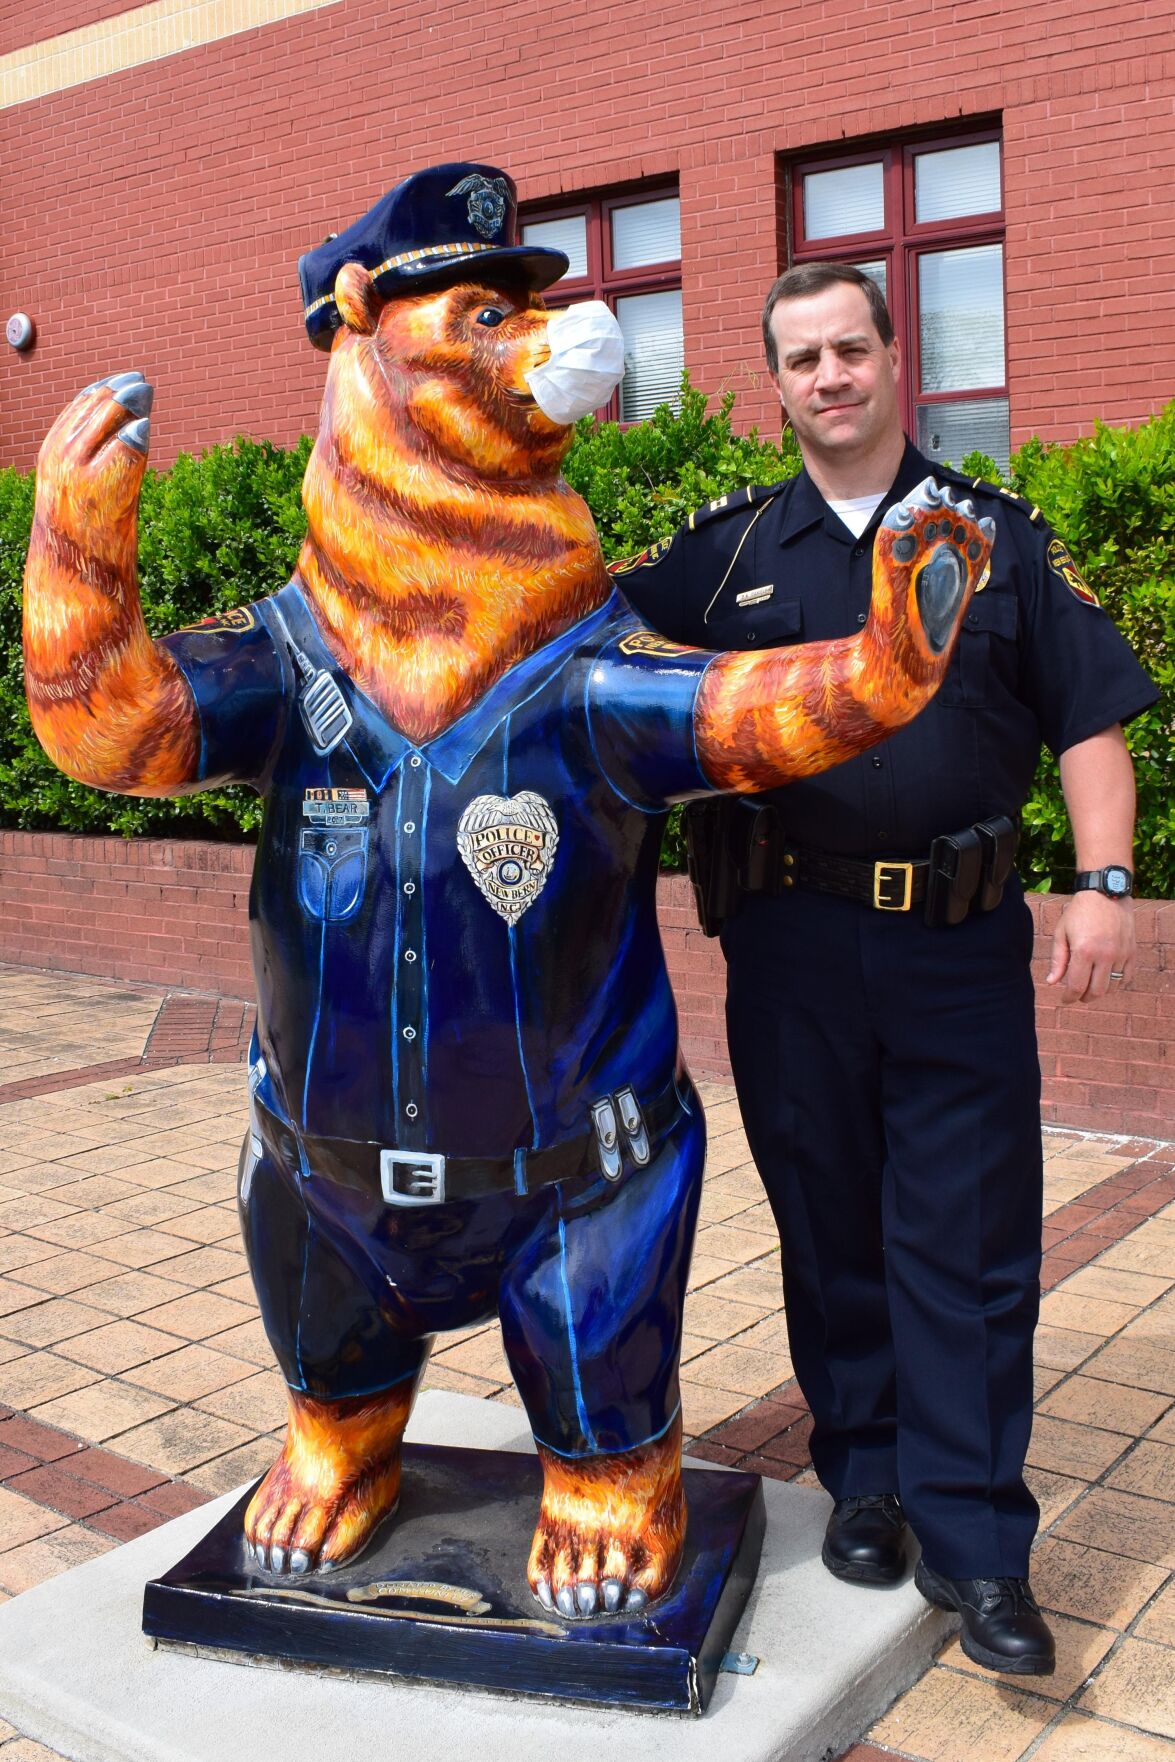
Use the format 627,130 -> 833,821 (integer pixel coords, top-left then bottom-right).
737,808 -> 1019,926
253,1079 -> 682,1209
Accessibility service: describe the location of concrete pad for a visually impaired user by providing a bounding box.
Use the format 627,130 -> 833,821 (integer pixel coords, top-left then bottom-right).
0,1392 -> 948,1762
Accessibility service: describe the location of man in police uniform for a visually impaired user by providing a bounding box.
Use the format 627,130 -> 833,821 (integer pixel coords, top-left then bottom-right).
617,263 -> 1157,1675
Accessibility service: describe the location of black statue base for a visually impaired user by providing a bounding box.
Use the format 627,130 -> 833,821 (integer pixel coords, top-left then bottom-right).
142,1442 -> 764,1715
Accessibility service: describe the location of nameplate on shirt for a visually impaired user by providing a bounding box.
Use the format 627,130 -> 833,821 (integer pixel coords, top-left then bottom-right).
735,585 -> 774,608
302,787 -> 371,826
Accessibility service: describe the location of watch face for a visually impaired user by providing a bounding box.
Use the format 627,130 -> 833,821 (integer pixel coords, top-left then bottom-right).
1104,866 -> 1131,896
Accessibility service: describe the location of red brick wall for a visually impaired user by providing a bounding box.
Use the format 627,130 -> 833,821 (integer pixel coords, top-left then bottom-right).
2,1 -> 1173,469
0,835 -> 1169,1139
0,0 -> 130,58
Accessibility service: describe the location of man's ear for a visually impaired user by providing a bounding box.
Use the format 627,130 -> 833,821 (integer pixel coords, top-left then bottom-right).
334,263 -> 380,337
889,335 -> 902,385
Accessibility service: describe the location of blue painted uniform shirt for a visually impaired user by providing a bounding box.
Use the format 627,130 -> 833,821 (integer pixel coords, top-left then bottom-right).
162,588 -> 713,1159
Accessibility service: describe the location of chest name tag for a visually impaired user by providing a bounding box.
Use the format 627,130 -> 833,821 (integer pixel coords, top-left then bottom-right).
302,787 -> 371,827
457,791 -> 559,926
735,585 -> 775,608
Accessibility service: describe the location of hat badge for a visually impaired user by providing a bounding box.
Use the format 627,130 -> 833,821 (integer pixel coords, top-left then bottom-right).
447,173 -> 509,240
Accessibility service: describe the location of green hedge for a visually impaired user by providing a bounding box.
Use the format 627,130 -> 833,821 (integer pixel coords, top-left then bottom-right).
1,388 -> 1170,894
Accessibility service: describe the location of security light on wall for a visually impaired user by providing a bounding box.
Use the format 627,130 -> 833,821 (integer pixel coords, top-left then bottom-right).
6,314 -> 36,351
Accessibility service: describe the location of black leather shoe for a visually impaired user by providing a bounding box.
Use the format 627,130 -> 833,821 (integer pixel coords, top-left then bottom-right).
821,1493 -> 908,1585
915,1560 -> 1056,1675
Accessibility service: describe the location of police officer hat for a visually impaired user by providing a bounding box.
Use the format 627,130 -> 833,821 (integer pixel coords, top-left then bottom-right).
298,163 -> 569,350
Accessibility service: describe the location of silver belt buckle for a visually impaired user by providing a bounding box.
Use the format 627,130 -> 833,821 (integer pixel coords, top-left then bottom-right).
380,1149 -> 446,1206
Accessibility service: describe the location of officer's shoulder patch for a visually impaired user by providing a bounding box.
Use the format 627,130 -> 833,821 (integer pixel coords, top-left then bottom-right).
1046,536 -> 1099,606
179,606 -> 257,635
687,483 -> 777,531
616,628 -> 691,658
607,535 -> 674,577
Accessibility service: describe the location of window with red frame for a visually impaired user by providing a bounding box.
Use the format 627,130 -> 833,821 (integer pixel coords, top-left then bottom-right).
520,189 -> 683,421
790,131 -> 1008,471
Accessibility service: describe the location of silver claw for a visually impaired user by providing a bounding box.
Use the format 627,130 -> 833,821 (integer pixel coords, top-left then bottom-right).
625,1587 -> 648,1612
979,516 -> 996,539
289,1549 -> 311,1576
112,379 -> 154,417
603,1578 -> 623,1612
536,1578 -> 554,1610
270,1546 -> 286,1574
556,1585 -> 577,1619
940,484 -> 957,508
575,1583 -> 598,1616
957,497 -> 976,520
119,418 -> 150,454
915,477 -> 942,507
104,371 -> 145,393
888,502 -> 914,529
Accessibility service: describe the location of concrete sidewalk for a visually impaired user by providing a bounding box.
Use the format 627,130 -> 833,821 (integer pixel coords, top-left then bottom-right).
0,967 -> 1171,1760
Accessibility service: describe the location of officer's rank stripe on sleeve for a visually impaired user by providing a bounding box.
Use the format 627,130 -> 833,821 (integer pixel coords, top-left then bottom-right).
1047,538 -> 1099,606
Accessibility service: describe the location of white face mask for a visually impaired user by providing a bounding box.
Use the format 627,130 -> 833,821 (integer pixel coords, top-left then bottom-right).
525,301 -> 626,426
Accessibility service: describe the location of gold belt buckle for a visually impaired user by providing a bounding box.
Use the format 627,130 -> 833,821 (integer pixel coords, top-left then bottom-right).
873,860 -> 914,911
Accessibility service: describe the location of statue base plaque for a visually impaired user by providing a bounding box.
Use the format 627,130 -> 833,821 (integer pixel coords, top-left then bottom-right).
142,1442 -> 764,1715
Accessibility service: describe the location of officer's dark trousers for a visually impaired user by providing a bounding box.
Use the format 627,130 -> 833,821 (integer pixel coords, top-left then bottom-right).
722,879 -> 1042,1578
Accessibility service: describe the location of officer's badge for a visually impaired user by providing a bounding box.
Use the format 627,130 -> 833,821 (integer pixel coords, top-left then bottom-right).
446,174 -> 509,240
1047,538 -> 1099,607
608,537 -> 673,577
457,791 -> 558,925
180,606 -> 255,634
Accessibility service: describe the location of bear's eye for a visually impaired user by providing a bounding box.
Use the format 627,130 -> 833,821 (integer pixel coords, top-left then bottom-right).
475,306 -> 507,328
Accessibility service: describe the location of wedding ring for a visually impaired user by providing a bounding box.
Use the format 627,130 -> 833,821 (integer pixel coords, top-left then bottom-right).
1110,970 -> 1125,979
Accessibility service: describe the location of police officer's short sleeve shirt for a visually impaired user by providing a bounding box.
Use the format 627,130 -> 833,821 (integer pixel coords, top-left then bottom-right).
615,442 -> 1158,856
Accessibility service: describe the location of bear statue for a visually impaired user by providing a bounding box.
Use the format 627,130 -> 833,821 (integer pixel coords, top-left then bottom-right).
22,164 -> 991,1623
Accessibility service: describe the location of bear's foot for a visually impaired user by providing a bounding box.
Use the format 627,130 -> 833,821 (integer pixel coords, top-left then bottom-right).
879,476 -> 995,656
528,1413 -> 685,1619
244,1383 -> 413,1575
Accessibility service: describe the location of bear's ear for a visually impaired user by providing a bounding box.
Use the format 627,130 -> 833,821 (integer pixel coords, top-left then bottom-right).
334,263 -> 381,337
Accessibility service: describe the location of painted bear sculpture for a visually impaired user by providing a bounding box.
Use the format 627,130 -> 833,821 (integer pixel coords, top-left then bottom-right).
23,265 -> 991,1620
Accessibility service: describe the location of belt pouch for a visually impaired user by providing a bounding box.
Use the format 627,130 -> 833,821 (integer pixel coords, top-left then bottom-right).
924,826 -> 984,927
739,804 -> 780,894
684,798 -> 742,938
973,814 -> 1019,912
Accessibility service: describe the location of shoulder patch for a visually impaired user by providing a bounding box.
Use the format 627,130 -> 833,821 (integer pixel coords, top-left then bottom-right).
687,484 -> 777,531
179,606 -> 257,634
617,629 -> 692,658
1046,537 -> 1099,606
608,536 -> 674,577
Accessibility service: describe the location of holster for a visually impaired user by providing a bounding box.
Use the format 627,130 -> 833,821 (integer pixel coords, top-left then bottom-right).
683,798 -> 743,938
974,814 -> 1020,914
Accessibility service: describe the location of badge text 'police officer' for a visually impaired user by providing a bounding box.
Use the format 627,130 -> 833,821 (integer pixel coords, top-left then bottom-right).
457,791 -> 559,924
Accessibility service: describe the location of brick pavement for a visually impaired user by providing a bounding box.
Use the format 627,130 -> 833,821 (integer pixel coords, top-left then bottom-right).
0,965 -> 1170,1759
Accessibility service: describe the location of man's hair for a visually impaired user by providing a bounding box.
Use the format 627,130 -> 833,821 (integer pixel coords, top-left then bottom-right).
762,263 -> 895,372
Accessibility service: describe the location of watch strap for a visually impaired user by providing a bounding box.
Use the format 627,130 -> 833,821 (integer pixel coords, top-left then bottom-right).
1073,867 -> 1133,897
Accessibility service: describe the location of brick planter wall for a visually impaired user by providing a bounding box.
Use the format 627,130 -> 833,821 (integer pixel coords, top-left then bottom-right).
0,833 -> 1169,1138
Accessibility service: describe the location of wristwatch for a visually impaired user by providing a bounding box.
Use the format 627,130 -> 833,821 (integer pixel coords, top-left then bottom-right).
1073,866 -> 1134,898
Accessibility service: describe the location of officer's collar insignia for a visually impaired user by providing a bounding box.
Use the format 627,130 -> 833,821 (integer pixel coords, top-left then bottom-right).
457,791 -> 559,924
180,606 -> 255,634
608,536 -> 673,576
736,585 -> 774,607
302,787 -> 370,826
447,173 -> 509,239
1047,538 -> 1099,606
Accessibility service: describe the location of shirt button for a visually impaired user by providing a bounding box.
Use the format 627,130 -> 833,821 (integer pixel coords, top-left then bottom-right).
403,1026 -> 416,1041
746,629 -> 756,642
325,841 -> 337,856
409,755 -> 422,769
403,821 -> 416,834
872,755 -> 883,769
404,949 -> 417,963
853,544 -> 863,557
405,1102 -> 418,1119
856,611 -> 867,625
404,882 -> 416,895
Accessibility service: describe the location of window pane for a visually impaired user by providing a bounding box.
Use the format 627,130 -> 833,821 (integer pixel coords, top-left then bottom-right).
855,258 -> 887,300
802,162 -> 884,240
611,197 -> 681,270
916,397 -> 1010,475
914,142 -> 1001,224
520,215 -> 588,280
918,244 -> 1005,391
616,289 -> 684,420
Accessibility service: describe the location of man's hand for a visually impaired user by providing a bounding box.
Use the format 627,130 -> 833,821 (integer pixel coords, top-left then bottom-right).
1047,890 -> 1135,1003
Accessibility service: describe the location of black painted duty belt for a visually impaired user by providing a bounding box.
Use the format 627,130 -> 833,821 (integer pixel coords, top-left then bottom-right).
762,844 -> 930,912
252,1081 -> 682,1208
